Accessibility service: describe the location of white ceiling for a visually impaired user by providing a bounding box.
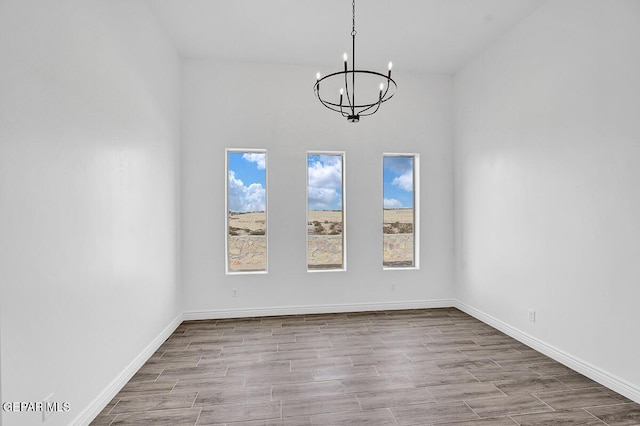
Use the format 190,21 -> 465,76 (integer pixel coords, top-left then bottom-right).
145,0 -> 545,73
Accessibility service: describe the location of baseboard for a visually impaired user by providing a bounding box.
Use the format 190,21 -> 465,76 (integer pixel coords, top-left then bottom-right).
72,313 -> 184,426
455,300 -> 640,404
183,299 -> 455,320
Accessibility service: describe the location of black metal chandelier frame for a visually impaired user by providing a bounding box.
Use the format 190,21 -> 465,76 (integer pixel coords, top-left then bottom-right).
313,0 -> 397,123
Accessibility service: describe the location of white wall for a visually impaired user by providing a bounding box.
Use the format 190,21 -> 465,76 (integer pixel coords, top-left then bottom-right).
181,60 -> 454,316
0,1 -> 182,425
455,0 -> 640,400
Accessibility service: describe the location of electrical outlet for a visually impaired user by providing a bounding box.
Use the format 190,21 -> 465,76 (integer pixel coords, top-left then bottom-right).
43,393 -> 54,421
232,288 -> 238,298
528,309 -> 536,322
390,283 -> 396,292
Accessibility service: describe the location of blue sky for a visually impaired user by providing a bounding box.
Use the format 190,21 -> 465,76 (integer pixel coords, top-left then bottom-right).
383,156 -> 414,208
228,152 -> 266,212
308,154 -> 343,211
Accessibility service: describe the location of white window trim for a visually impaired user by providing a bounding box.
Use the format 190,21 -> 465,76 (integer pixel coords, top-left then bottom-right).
306,150 -> 347,273
225,148 -> 268,275
382,153 -> 420,270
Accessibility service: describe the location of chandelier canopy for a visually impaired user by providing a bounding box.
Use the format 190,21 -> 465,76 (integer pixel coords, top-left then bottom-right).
313,0 -> 397,123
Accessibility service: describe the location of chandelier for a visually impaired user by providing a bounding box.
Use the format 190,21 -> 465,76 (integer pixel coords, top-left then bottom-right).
313,0 -> 397,123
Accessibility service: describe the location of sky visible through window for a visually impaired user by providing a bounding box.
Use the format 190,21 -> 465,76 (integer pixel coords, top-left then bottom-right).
228,152 -> 266,213
307,154 -> 343,211
383,156 -> 414,208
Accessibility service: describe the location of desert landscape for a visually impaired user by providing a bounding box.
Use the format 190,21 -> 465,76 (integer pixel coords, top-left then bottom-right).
307,210 -> 343,270
383,208 -> 415,267
227,208 -> 413,270
228,211 -> 266,236
228,211 -> 266,272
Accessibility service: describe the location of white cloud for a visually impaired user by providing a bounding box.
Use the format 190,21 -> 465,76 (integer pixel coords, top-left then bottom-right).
308,187 -> 340,210
308,158 -> 342,189
392,171 -> 413,192
228,170 -> 265,212
242,153 -> 266,170
308,156 -> 342,210
384,198 -> 404,208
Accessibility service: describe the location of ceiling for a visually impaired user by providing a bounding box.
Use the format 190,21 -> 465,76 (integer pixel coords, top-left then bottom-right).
145,0 -> 545,73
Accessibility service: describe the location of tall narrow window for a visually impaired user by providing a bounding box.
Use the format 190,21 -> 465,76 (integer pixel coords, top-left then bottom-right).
226,149 -> 267,273
307,152 -> 345,271
383,154 -> 418,268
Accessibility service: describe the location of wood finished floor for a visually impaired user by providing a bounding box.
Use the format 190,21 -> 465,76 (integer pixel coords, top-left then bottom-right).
91,308 -> 640,425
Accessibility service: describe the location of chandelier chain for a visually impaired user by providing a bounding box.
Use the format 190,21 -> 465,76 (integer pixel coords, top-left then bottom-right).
351,0 -> 356,36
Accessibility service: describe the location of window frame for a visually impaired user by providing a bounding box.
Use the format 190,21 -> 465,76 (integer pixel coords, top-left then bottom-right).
225,148 -> 268,275
382,153 -> 420,270
306,150 -> 347,273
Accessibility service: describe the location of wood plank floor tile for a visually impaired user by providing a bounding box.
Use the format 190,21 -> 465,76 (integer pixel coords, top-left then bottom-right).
213,416 -> 313,426
277,340 -> 333,351
465,394 -> 553,418
535,388 -> 624,410
341,375 -> 415,393
157,366 -> 227,381
310,408 -> 397,425
171,376 -> 246,393
466,365 -> 541,382
434,358 -> 500,371
585,403 -> 640,425
312,365 -> 378,381
110,407 -> 201,425
259,349 -> 319,362
244,371 -> 315,387
196,401 -> 281,425
444,418 -> 518,425
356,387 -> 435,409
225,360 -> 291,376
317,346 -> 375,357
272,380 -> 344,400
554,373 -> 604,390
193,385 -> 271,406
408,370 -> 480,387
110,392 -> 198,415
391,401 -> 479,425
493,377 -> 571,395
424,382 -> 505,403
290,355 -> 353,371
510,408 -> 607,425
282,394 -> 360,418
117,379 -> 178,397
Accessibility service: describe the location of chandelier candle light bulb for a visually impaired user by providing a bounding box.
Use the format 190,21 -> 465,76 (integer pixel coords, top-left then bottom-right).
313,0 -> 397,122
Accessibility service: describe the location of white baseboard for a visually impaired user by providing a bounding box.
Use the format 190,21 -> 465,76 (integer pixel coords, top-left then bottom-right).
183,299 -> 455,320
455,300 -> 640,404
72,313 -> 183,426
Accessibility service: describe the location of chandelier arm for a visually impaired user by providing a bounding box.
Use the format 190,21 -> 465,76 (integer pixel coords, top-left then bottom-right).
356,98 -> 382,116
343,70 -> 353,111
315,86 -> 347,115
358,102 -> 383,116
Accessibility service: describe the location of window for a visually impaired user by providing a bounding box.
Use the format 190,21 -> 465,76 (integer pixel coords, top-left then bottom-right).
383,154 -> 418,268
307,152 -> 345,271
226,149 -> 267,273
